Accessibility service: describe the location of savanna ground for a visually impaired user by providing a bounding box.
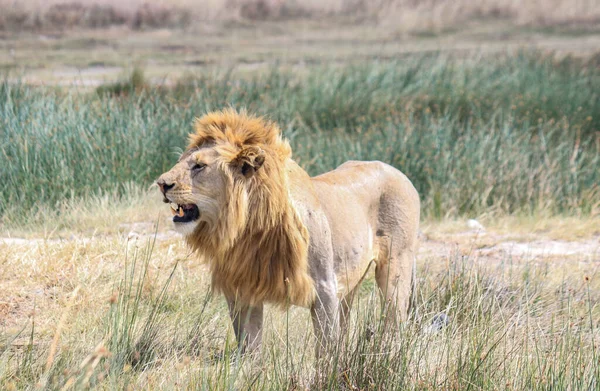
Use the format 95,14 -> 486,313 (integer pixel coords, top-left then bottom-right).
1,1 -> 600,389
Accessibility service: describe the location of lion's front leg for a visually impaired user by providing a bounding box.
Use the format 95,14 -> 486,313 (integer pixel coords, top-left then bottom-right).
227,298 -> 264,354
311,281 -> 340,359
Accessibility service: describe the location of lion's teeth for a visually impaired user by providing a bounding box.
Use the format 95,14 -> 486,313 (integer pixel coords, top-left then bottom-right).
170,208 -> 177,216
170,203 -> 178,211
178,207 -> 184,217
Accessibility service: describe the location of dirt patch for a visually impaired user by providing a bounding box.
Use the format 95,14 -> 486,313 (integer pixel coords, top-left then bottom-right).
481,239 -> 599,258
3,227 -> 598,263
51,65 -> 122,85
418,229 -> 599,269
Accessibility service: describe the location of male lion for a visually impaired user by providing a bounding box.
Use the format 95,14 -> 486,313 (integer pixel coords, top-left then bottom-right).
156,109 -> 420,354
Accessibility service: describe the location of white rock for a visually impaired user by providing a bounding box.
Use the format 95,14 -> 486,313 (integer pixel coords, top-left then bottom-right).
467,219 -> 485,231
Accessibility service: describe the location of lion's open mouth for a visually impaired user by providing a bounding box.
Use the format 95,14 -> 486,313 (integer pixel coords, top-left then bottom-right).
170,203 -> 200,223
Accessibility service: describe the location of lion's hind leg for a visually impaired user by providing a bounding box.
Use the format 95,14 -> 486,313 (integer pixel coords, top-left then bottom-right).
374,235 -> 415,325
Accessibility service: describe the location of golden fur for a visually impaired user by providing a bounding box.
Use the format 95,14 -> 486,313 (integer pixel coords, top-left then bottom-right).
184,109 -> 314,307
158,109 -> 420,353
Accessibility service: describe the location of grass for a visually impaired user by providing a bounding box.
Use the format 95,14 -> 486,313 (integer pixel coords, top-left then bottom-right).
0,231 -> 598,389
1,51 -> 599,230
1,48 -> 599,389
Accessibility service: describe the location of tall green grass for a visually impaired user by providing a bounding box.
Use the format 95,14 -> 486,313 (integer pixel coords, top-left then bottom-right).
1,51 -> 598,225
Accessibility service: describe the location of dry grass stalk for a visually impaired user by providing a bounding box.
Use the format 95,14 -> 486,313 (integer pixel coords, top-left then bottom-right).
45,285 -> 81,372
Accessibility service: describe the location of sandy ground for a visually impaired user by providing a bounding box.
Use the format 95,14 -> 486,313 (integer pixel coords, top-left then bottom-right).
420,230 -> 600,266
2,224 -> 598,260
2,217 -> 599,253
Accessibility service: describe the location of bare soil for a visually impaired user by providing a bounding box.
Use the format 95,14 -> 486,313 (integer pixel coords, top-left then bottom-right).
2,225 -> 598,259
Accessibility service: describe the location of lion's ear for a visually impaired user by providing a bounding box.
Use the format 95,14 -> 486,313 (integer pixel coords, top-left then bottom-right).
235,146 -> 265,178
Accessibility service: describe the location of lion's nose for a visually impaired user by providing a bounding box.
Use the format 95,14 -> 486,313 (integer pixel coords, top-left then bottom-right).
157,179 -> 175,195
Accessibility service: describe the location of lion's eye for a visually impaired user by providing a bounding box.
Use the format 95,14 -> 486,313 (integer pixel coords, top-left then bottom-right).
192,163 -> 206,172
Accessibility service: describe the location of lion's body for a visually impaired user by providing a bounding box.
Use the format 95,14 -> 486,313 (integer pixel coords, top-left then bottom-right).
292,160 -> 419,306
157,109 -> 420,354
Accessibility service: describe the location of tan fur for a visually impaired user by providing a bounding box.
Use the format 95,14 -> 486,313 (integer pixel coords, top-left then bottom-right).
157,109 -> 420,354
185,109 -> 314,307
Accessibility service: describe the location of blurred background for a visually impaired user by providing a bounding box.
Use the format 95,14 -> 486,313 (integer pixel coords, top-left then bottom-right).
1,0 -> 600,85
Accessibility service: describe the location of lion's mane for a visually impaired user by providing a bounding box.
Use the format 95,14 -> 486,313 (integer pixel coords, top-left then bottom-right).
185,109 -> 315,307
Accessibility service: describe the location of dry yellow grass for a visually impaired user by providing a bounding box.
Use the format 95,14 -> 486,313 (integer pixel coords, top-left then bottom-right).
1,207 -> 598,388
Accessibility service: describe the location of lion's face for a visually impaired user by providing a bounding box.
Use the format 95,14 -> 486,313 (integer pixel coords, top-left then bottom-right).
157,144 -> 264,236
154,109 -> 315,308
157,146 -> 227,235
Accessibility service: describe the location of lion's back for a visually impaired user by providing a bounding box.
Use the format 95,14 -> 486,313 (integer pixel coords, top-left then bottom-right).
312,160 -> 419,216
312,161 -> 419,239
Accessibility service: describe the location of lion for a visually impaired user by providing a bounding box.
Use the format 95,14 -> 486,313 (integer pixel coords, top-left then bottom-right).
156,109 -> 420,355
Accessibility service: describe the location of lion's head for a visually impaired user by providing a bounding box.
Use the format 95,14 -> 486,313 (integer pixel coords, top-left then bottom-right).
157,109 -> 314,307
